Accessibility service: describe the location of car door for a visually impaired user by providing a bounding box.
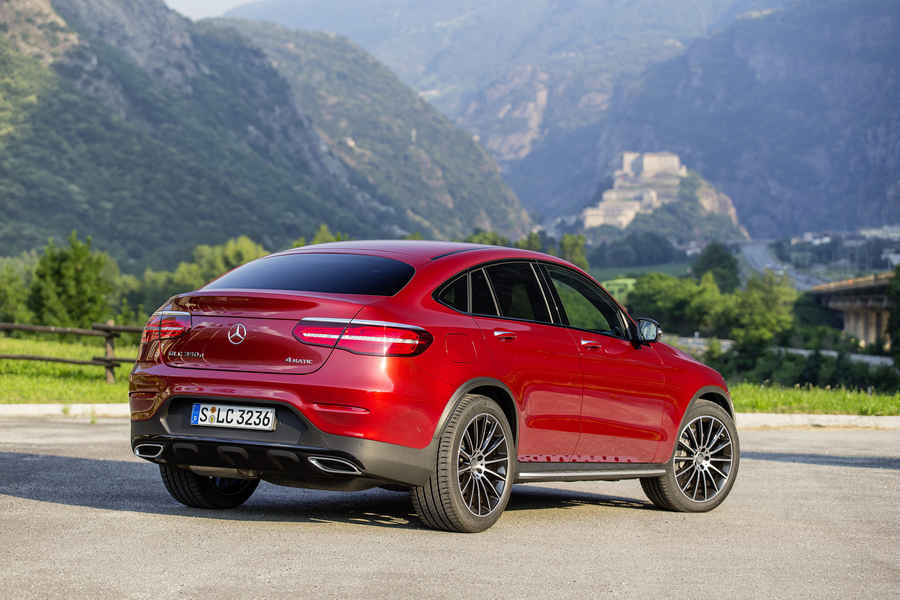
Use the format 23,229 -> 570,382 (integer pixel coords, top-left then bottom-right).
469,262 -> 583,461
541,264 -> 668,464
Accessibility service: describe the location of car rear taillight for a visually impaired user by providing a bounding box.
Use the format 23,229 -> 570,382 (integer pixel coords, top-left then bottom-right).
141,311 -> 191,343
293,320 -> 432,357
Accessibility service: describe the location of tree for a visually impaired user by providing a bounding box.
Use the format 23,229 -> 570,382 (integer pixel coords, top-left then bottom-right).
687,272 -> 725,336
310,224 -> 351,245
628,273 -> 699,335
193,236 -> 269,279
0,264 -> 32,323
888,265 -> 900,366
558,234 -> 589,270
514,232 -> 543,251
132,236 -> 269,311
589,231 -> 685,268
730,271 -> 797,354
692,241 -> 739,293
291,224 -> 352,248
26,232 -> 117,328
464,229 -> 510,247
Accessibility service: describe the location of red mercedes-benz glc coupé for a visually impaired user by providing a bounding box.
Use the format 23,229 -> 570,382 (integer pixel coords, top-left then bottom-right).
130,241 -> 739,532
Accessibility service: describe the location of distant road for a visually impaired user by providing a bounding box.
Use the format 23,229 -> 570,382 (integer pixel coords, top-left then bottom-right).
738,240 -> 827,290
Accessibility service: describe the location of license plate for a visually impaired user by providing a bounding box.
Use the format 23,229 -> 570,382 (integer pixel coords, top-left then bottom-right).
190,403 -> 277,431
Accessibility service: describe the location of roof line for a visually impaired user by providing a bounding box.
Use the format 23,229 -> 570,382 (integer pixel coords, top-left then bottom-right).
430,247 -> 490,260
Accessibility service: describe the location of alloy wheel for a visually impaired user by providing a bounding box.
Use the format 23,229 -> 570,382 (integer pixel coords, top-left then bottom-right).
456,413 -> 510,517
673,415 -> 734,502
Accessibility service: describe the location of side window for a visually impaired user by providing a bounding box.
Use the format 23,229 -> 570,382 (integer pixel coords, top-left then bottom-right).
471,269 -> 498,316
544,265 -> 626,337
438,273 -> 468,312
484,262 -> 551,324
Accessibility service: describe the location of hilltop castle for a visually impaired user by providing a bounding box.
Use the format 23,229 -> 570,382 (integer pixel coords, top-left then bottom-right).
582,152 -> 742,230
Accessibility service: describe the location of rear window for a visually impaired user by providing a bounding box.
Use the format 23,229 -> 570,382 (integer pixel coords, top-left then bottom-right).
204,253 -> 415,296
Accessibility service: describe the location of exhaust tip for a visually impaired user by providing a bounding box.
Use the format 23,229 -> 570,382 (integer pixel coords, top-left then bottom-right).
308,455 -> 362,476
134,443 -> 165,459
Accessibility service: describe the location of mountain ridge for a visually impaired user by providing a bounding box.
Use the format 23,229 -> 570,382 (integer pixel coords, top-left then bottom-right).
0,0 -> 530,271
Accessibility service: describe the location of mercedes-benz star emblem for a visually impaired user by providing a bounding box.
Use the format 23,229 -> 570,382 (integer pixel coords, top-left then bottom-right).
227,323 -> 247,345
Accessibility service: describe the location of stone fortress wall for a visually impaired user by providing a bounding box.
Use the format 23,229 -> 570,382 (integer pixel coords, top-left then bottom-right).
582,151 -> 740,230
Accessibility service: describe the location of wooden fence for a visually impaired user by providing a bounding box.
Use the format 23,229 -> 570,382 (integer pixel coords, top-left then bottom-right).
0,321 -> 142,383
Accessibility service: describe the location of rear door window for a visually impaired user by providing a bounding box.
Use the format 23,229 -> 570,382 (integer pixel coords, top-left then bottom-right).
204,253 -> 415,296
484,262 -> 551,324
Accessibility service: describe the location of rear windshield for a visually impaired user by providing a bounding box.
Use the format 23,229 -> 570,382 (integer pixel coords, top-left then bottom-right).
204,253 -> 415,296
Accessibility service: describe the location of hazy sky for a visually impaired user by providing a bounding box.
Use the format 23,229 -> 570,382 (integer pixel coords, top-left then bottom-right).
164,1 -> 248,20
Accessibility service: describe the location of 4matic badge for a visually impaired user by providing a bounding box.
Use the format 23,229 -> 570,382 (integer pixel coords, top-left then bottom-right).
285,357 -> 314,365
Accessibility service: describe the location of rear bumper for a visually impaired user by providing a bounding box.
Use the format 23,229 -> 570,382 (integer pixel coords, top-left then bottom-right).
131,396 -> 436,488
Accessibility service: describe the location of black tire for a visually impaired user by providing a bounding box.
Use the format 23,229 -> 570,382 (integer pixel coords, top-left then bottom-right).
411,394 -> 514,533
641,399 -> 740,512
159,464 -> 259,509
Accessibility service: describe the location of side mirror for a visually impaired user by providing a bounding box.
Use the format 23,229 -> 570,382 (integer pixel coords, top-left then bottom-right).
637,318 -> 662,344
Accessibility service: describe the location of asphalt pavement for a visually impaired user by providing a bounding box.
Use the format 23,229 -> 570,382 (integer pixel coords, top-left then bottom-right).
0,419 -> 897,599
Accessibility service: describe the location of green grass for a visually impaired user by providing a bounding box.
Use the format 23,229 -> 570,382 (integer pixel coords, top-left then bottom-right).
731,383 -> 900,416
0,336 -> 136,403
590,262 -> 690,282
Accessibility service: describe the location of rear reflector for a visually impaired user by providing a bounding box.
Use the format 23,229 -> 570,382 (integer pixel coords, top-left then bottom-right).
293,319 -> 432,357
142,311 -> 191,343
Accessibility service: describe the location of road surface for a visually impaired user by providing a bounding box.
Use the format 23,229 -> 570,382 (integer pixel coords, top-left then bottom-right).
1,419 -> 898,599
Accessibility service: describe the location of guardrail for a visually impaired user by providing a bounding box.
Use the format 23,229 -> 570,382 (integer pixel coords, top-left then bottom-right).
0,322 -> 142,383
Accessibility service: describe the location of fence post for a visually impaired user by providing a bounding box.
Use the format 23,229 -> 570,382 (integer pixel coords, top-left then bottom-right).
105,319 -> 115,384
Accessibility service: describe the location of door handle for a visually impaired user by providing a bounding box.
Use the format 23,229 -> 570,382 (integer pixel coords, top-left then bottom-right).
493,330 -> 517,342
580,339 -> 603,351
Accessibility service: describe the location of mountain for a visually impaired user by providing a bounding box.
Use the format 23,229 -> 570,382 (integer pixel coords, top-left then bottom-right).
0,0 -> 528,272
569,0 -> 900,237
228,0 -> 898,241
226,1 -> 762,165
214,19 -> 529,242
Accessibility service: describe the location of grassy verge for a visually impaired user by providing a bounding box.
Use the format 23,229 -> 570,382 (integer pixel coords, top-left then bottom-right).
0,336 -> 136,404
731,383 -> 900,416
